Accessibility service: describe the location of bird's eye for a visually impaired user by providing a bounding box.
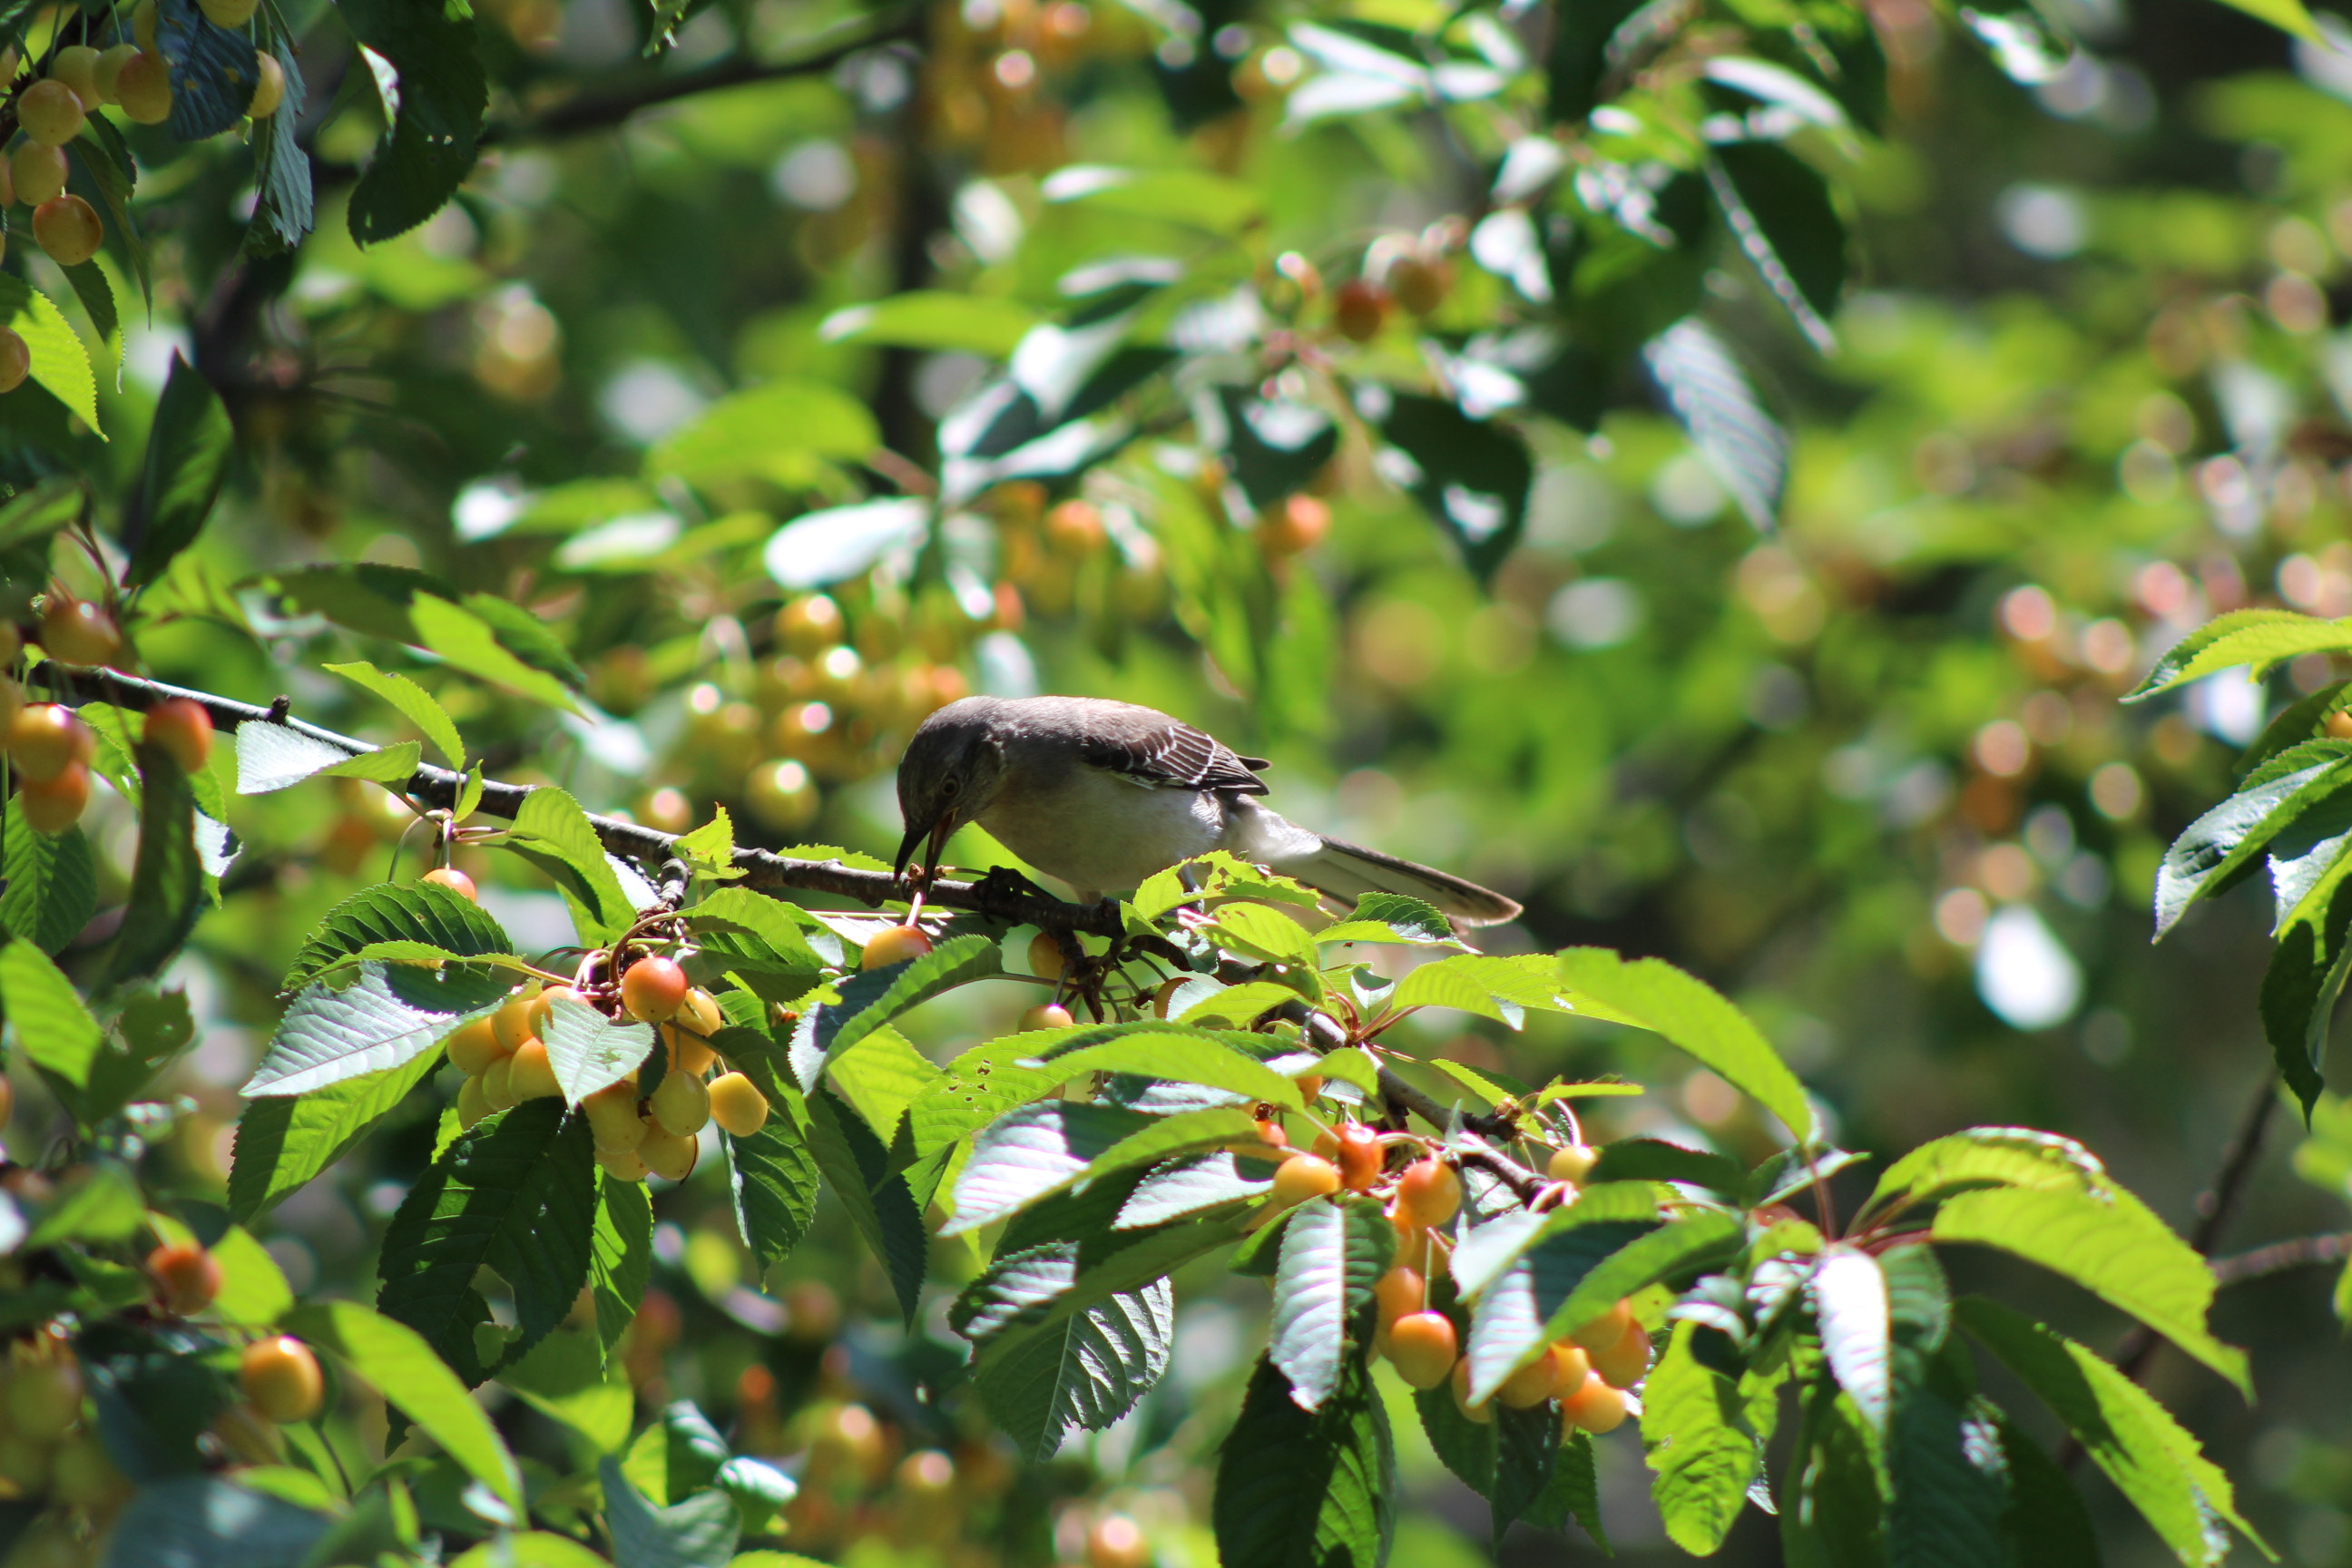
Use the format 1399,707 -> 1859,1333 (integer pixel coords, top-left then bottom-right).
941,777 -> 960,795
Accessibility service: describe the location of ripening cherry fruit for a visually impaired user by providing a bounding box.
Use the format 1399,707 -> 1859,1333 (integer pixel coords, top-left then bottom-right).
40,596 -> 120,664
7,706 -> 86,782
1084,1514 -> 1151,1568
0,328 -> 26,395
34,195 -> 103,268
248,53 -> 284,117
507,1040 -> 561,1100
1592,1319 -> 1652,1389
50,47 -> 103,109
709,1072 -> 769,1137
621,956 -> 691,1022
1333,1122 -> 1382,1191
20,762 -> 90,833
200,0 -> 258,24
1270,1152 -> 1341,1207
663,986 -> 722,1074
1256,494 -> 1330,559
775,593 -> 844,656
596,1144 -> 650,1181
456,1073 -> 490,1129
11,143 -> 67,207
420,866 -> 477,902
6,1356 -> 83,1439
1560,1371 -> 1629,1435
861,923 -> 932,969
1547,1143 -> 1599,1183
445,1017 -> 503,1076
146,1241 -> 222,1315
1396,1157 -> 1460,1227
1387,254 -> 1453,317
527,982 -> 581,1037
240,1337 -> 325,1423
491,989 -> 539,1054
1568,1298 -> 1637,1354
143,698 -> 214,773
1373,1265 -> 1422,1333
113,51 -> 172,124
1548,1341 -> 1593,1397
1332,278 -> 1391,342
1496,1347 -> 1560,1408
16,79 -> 85,145
1016,1003 -> 1074,1031
97,43 -> 140,102
583,1082 -> 649,1152
1026,930 -> 1066,980
1387,1310 -> 1459,1389
640,1124 -> 698,1181
1043,499 -> 1106,556
1451,1357 -> 1492,1425
650,1067 -> 710,1138
481,1054 -> 517,1111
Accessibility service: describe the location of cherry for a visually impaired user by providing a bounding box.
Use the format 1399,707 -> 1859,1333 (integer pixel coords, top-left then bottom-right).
240,1337 -> 325,1423
1387,1311 -> 1458,1389
1372,1265 -> 1422,1332
10,144 -> 66,207
1496,1347 -> 1560,1408
1592,1319 -> 1652,1389
1026,930 -> 1066,980
1333,1123 -> 1382,1191
1043,499 -> 1106,555
526,982 -> 581,1037
861,923 -> 931,969
1547,1143 -> 1599,1183
1560,1371 -> 1629,1435
491,989 -> 539,1053
456,1073 -> 490,1130
50,48 -> 103,109
596,1145 -> 650,1182
420,867 -> 477,902
1548,1341 -> 1593,1397
1450,1357 -> 1492,1425
146,1241 -> 222,1315
583,1082 -> 649,1152
1568,1298 -> 1636,1354
1016,1003 -> 1073,1031
1084,1514 -> 1150,1568
775,594 -> 845,656
621,956 -> 691,1023
143,698 -> 214,773
0,328 -> 26,395
113,51 -> 171,124
1396,1157 -> 1460,1227
37,597 -> 117,665
1270,1152 -> 1341,1207
96,44 -> 140,102
6,1357 -> 83,1440
1256,494 -> 1330,558
200,0 -> 258,24
446,1017 -> 503,1076
507,1040 -> 561,1100
1388,253 -> 1453,317
640,1125 -> 698,1181
649,1068 -> 710,1137
15,79 -> 85,146
249,53 -> 285,117
19,762 -> 90,834
33,195 -> 103,268
709,1071 -> 770,1137
1332,279 -> 1391,342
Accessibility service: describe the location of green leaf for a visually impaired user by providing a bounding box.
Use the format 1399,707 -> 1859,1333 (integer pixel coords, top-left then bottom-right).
1710,142 -> 1843,353
622,1400 -> 730,1504
411,594 -> 583,713
107,745 -> 206,988
2211,0 -> 2321,37
2126,610 -> 2351,701
967,1251 -> 1174,1458
1589,1138 -> 1750,1194
1461,1194 -> 1668,1402
948,1102 -> 1259,1235
1863,1126 -> 2110,1220
683,887 -> 832,979
541,996 -> 658,1105
0,272 -> 100,436
1931,1185 -> 2249,1395
910,1038 -> 1071,1154
208,1224 -> 295,1326
449,1533 -> 612,1568
246,36 -> 312,252
0,798 -> 94,954
1525,1429 -> 1609,1547
77,111 -> 152,306
1554,947 -> 1817,1140
825,1025 -> 939,1143
1997,1416 -> 2105,1568
592,1170 -> 654,1358
231,721 -> 387,793
1642,1321 -> 1772,1553
287,1298 -> 524,1515
672,806 -> 737,875
1212,1353 -> 1396,1568
62,260 -> 117,365
1487,1401 -> 1559,1550
1955,1298 -> 2270,1566
377,1098 -> 598,1384
790,933 -> 1001,1087
1176,979 -> 1307,1027
502,786 -> 635,943
323,661 -> 466,768
818,292 -> 1042,356
228,1051 -> 443,1220
1784,1385 -> 1887,1566
0,476 -> 83,551
72,985 -> 198,1128
1886,1382 -> 2010,1568
1044,164 -> 1263,233
646,380 -> 880,488
1269,1196 -> 1394,1410
804,1087 -> 928,1322
1032,1032 -> 1304,1110
458,593 -> 591,690
24,1159 -> 142,1246
1813,1247 -> 1891,1434
1450,1180 -> 1666,1298
340,0 -> 485,243
2153,750 -> 2352,938
244,962 -> 509,1096
101,1476 -> 333,1568
723,1087 -> 821,1272
1206,902 -> 1324,974
124,354 -> 233,590
286,883 -> 514,988
1644,317 -> 1785,530
599,1455 -> 740,1568
1377,392 -> 1532,578
0,936 -> 103,1086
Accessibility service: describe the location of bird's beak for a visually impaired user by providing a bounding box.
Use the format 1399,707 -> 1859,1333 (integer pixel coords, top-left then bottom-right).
894,810 -> 956,889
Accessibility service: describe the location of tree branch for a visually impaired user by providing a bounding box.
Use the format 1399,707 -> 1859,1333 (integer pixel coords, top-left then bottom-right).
26,661 -> 1124,936
478,7 -> 923,146
2210,1230 -> 2352,1287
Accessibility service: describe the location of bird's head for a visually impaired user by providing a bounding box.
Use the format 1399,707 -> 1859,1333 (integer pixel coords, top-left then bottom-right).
894,697 -> 1008,887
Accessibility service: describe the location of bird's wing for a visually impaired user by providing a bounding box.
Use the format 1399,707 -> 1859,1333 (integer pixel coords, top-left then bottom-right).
1077,712 -> 1270,794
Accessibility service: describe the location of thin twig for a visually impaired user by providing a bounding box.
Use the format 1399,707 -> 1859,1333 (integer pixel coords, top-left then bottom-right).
26,661 -> 1124,936
2210,1230 -> 2352,1287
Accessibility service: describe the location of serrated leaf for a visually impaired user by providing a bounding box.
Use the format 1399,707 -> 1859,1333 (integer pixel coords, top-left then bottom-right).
1316,891 -> 1456,945
503,787 -> 635,942
0,272 -> 99,435
108,745 -> 205,988
1461,1193 -> 1665,1402
324,660 -> 465,768
286,883 -> 514,988
947,1101 -> 1154,1236
1932,1186 -> 2249,1395
672,807 -> 736,874
591,1171 -> 653,1358
1213,1353 -> 1396,1568
377,1098 -> 598,1384
1590,1138 -> 1751,1194
1115,1152 -> 1271,1229
1377,392 -> 1533,578
789,933 -> 1000,1087
958,1214 -> 1250,1376
2154,753 -> 2352,938
244,962 -> 509,1096
540,997 -> 657,1105
411,594 -> 583,712
2127,610 -> 2352,701
0,799 -> 95,954
1032,1032 -> 1303,1110
1887,1384 -> 2009,1568
124,355 -> 232,591
1643,317 -> 1785,531
804,1087 -> 927,1322
285,1298 -> 524,1514
1955,1298 -> 2268,1567
969,1259 -> 1173,1459
1642,1321 -> 1770,1553
1450,1182 -> 1664,1298
1709,142 -> 1842,353
724,1089 -> 820,1271
1554,947 -> 1816,1140
622,1401 -> 730,1505
825,1024 -> 938,1143
1997,1417 -> 2105,1568
1270,1196 -> 1394,1410
599,1456 -> 740,1568
1489,1401 -> 1560,1548
1526,1428 -> 1610,1546
1814,1248 -> 1891,1434
232,722 -> 378,794
229,1052 -> 443,1220
246,36 -> 312,252
0,936 -> 103,1086
340,0 -> 485,244
1863,1127 -> 2108,1220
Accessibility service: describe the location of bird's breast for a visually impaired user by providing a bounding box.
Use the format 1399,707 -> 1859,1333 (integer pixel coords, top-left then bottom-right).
975,767 -> 1227,897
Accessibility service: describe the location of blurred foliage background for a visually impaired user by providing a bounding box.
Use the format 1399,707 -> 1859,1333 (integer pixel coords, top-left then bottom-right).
17,0 -> 2352,1559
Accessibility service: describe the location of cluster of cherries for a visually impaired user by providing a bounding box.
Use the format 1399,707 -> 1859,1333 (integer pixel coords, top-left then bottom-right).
1266,1120 -> 1650,1435
2,603 -> 212,837
415,894 -> 775,1183
0,7 -> 284,393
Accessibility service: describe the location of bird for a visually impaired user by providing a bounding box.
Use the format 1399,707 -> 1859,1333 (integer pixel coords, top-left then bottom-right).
893,695 -> 1521,926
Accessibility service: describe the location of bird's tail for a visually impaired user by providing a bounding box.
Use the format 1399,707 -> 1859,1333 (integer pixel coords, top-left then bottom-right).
1284,835 -> 1522,927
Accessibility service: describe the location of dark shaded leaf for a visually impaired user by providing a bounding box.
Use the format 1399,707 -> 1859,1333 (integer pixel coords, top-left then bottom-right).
0,798 -> 94,953
341,0 -> 486,243
1376,391 -> 1533,579
228,1052 -> 441,1220
1213,1353 -> 1395,1568
106,744 -> 204,987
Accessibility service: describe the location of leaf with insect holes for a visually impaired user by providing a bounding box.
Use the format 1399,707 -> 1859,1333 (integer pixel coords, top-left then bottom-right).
540,996 -> 658,1106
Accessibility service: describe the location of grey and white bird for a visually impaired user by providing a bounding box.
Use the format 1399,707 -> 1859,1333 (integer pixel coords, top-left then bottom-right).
893,695 -> 1520,926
